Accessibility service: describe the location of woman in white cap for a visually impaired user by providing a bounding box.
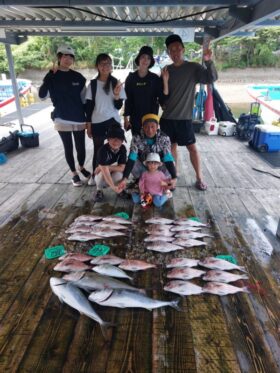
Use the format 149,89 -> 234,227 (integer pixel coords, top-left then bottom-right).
131,152 -> 172,208
124,45 -> 169,135
39,45 -> 90,186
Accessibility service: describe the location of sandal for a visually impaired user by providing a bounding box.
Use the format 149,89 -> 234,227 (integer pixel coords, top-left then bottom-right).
195,180 -> 207,191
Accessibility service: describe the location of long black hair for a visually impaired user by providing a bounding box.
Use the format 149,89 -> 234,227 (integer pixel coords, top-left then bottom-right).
95,53 -> 115,95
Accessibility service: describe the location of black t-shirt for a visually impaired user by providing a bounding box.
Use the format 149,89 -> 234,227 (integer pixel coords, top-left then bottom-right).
97,143 -> 127,166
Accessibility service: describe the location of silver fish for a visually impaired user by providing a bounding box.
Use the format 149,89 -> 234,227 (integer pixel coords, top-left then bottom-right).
67,233 -> 102,242
175,232 -> 213,239
145,227 -> 174,236
59,253 -> 93,262
172,238 -> 207,247
90,255 -> 125,266
50,277 -> 112,338
54,259 -> 91,272
89,289 -> 180,310
63,271 -> 141,292
145,217 -> 174,225
144,235 -> 174,242
93,222 -> 128,230
70,221 -> 97,227
102,216 -> 132,225
66,226 -> 95,234
146,241 -> 184,253
198,257 -> 246,272
202,270 -> 249,283
92,264 -> 133,280
170,225 -> 202,232
164,280 -> 204,295
119,260 -> 156,271
167,267 -> 205,280
91,228 -> 126,238
174,219 -> 208,227
203,281 -> 249,295
166,258 -> 199,268
74,215 -> 103,222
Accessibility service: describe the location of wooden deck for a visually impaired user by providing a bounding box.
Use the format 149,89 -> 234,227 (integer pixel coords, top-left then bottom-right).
0,102 -> 280,373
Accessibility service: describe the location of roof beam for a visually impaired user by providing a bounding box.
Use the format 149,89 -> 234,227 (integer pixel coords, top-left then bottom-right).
0,1 -> 252,6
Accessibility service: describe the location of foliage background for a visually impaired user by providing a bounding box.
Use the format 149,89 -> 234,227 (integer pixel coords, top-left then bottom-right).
0,28 -> 279,74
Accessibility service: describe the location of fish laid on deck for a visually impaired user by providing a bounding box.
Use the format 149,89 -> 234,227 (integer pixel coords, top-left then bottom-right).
63,271 -> 141,292
174,232 -> 213,239
102,216 -> 132,225
50,277 -> 113,337
92,264 -> 133,280
199,257 -> 247,272
164,280 -> 204,295
65,225 -> 96,234
170,225 -> 202,232
74,215 -> 103,222
90,255 -> 125,265
174,218 -> 209,227
59,253 -> 93,262
93,222 -> 128,230
166,258 -> 200,268
144,235 -> 174,242
172,238 -> 207,247
203,281 -> 249,295
145,226 -> 174,236
119,259 -> 156,271
63,271 -> 143,292
146,241 -> 184,253
54,258 -> 92,272
167,267 -> 206,280
145,217 -> 174,225
67,233 -> 103,241
89,289 -> 181,310
202,270 -> 249,283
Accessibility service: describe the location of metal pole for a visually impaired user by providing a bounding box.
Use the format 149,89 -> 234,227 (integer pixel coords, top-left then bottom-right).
5,43 -> 24,125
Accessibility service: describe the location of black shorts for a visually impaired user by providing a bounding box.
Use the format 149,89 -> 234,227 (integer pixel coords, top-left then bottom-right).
92,118 -> 120,137
160,118 -> 196,146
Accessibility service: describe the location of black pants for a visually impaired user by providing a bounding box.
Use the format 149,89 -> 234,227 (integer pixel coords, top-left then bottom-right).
91,118 -> 120,172
58,130 -> 86,172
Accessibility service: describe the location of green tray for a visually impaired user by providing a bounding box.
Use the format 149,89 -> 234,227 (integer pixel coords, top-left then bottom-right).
88,244 -> 110,257
216,254 -> 237,264
114,212 -> 130,220
44,245 -> 66,259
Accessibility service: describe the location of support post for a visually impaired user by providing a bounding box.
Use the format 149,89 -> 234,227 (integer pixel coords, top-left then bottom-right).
4,43 -> 24,125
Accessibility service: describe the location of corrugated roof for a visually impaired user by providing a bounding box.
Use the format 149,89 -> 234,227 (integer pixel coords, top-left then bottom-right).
0,1 -> 279,44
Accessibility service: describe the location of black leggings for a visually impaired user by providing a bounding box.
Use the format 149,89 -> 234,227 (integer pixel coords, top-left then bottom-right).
58,130 -> 86,172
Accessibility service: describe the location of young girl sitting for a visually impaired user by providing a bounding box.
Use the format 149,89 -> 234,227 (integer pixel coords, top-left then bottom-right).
132,153 -> 172,208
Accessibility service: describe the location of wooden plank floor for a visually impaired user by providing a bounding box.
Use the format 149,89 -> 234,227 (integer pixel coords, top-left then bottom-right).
0,103 -> 280,373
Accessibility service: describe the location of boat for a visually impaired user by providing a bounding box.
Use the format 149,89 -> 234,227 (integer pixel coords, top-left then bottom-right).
247,84 -> 280,123
0,78 -> 32,109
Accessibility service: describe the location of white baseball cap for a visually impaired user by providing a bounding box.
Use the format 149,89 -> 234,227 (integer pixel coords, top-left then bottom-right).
144,153 -> 162,166
57,45 -> 75,57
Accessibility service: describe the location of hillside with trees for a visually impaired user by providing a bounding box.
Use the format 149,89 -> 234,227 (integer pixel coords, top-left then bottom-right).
0,27 -> 279,74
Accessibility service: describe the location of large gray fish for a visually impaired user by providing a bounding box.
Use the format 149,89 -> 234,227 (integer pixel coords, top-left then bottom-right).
90,255 -> 125,266
164,280 -> 204,296
144,235 -> 174,242
170,225 -> 202,232
174,218 -> 209,227
119,259 -> 156,271
92,264 -> 133,280
102,216 -> 132,225
89,289 -> 180,310
50,277 -> 113,338
175,232 -> 213,239
54,258 -> 91,272
203,281 -> 249,295
198,257 -> 247,272
59,253 -> 93,262
67,233 -> 102,241
172,238 -> 207,247
166,258 -> 199,268
63,271 -> 141,292
146,241 -> 184,253
93,222 -> 128,230
167,267 -> 205,280
74,215 -> 103,222
202,270 -> 249,283
145,217 -> 174,225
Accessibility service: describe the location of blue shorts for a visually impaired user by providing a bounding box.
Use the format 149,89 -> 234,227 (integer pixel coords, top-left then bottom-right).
160,118 -> 196,146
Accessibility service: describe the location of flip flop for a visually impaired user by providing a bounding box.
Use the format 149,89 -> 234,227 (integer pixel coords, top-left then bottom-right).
195,180 -> 207,191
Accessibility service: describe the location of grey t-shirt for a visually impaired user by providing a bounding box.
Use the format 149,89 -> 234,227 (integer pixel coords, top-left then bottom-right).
162,60 -> 218,120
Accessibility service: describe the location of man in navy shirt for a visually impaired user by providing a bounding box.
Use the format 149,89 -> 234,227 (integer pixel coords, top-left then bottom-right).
93,125 -> 128,202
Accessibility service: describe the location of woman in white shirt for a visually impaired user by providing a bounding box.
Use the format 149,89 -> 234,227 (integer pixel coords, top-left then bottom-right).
85,53 -> 126,185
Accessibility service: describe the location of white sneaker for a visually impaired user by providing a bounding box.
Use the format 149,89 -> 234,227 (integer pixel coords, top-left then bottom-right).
88,176 -> 96,186
165,189 -> 173,199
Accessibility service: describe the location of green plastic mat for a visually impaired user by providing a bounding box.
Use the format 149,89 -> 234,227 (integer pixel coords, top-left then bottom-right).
44,245 -> 66,259
216,254 -> 237,264
114,212 -> 130,220
88,244 -> 110,256
189,217 -> 201,222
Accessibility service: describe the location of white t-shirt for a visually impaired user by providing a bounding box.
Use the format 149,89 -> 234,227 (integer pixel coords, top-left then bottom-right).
86,80 -> 126,124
